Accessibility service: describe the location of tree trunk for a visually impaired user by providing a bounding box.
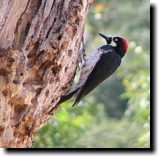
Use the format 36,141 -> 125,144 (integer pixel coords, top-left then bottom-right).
0,0 -> 91,148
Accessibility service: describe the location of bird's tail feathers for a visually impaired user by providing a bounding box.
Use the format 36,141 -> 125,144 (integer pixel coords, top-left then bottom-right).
72,100 -> 81,107
71,88 -> 86,107
57,87 -> 80,105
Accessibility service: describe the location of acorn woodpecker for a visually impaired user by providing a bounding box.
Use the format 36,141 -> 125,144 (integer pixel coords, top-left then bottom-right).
58,33 -> 129,106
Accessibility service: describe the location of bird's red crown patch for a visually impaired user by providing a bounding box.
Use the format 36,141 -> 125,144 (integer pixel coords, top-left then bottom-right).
122,38 -> 129,53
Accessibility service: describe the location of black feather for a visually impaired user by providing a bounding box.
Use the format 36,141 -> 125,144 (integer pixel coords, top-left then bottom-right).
72,46 -> 121,106
57,87 -> 80,105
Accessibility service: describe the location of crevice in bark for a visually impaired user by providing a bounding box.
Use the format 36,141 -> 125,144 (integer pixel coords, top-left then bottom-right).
13,0 -> 43,49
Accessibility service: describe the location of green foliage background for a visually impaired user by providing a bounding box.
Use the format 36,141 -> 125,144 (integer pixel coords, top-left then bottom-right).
33,0 -> 150,148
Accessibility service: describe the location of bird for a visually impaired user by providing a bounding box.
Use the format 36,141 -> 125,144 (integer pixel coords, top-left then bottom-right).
58,33 -> 129,107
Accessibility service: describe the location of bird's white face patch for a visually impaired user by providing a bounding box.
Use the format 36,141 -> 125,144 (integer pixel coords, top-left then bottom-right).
110,41 -> 116,47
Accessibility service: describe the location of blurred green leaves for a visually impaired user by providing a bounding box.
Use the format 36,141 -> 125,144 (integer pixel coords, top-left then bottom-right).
34,101 -> 103,148
33,0 -> 150,148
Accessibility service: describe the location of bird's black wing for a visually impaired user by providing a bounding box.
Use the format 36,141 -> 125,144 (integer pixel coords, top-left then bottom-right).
72,48 -> 121,106
57,49 -> 102,105
57,46 -> 107,105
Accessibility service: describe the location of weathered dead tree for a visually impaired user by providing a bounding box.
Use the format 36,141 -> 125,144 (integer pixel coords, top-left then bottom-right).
0,0 -> 92,148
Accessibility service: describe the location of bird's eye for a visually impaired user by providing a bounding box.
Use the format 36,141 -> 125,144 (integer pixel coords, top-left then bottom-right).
114,38 -> 118,42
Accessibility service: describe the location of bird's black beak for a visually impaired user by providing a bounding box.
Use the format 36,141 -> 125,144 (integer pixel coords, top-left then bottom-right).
98,33 -> 112,44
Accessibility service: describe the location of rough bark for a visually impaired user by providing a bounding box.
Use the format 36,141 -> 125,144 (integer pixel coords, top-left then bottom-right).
0,0 -> 91,148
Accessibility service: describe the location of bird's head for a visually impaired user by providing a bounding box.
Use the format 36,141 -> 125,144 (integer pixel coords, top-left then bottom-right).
99,33 -> 129,58
112,36 -> 129,57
